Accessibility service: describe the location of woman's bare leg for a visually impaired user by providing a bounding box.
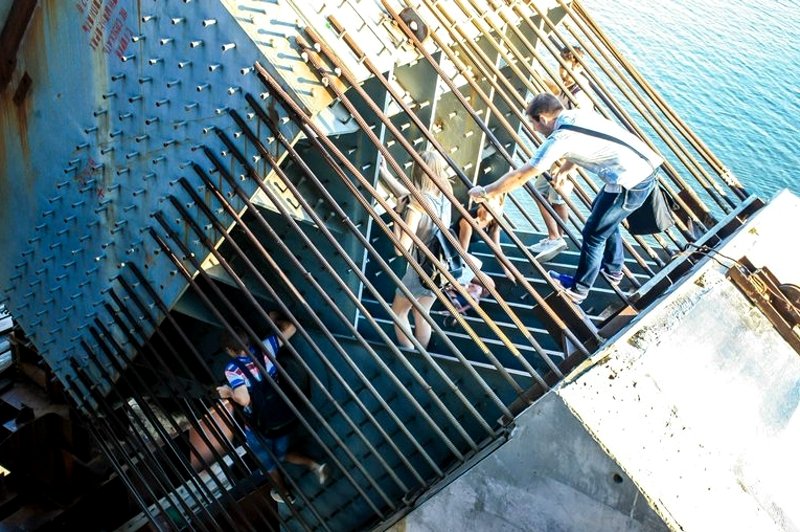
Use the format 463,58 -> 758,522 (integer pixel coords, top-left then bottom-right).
411,295 -> 437,348
392,294 -> 415,348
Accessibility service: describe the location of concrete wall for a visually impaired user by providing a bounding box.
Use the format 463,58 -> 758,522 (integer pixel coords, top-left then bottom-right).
390,391 -> 667,531
389,191 -> 800,531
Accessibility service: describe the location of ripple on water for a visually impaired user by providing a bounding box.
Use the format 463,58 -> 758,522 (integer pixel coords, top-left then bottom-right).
576,0 -> 800,197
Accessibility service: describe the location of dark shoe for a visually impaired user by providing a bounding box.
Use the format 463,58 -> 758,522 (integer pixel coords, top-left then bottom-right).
600,268 -> 624,287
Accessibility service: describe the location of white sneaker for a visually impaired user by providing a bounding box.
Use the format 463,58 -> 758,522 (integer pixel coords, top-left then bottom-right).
313,463 -> 329,486
529,237 -> 567,258
270,489 -> 295,504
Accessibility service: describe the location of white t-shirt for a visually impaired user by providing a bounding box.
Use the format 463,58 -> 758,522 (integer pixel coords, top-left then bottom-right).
529,109 -> 663,191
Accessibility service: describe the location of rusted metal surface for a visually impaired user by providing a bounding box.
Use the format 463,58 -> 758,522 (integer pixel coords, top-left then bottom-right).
728,258 -> 800,354
0,0 -> 38,91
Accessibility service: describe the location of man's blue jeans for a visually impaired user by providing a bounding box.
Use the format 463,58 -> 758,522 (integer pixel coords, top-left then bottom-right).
245,426 -> 289,473
573,172 -> 658,296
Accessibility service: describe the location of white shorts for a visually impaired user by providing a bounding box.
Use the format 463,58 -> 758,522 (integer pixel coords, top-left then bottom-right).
533,173 -> 574,205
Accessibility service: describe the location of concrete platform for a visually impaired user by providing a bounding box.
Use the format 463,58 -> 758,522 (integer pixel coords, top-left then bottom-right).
387,191 -> 800,531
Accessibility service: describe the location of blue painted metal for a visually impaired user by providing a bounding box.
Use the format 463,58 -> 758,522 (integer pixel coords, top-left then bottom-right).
0,0 -> 484,396
0,0 -> 330,394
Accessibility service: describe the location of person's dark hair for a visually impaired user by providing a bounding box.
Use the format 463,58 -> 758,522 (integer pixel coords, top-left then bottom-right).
560,46 -> 585,63
526,93 -> 564,122
221,326 -> 247,353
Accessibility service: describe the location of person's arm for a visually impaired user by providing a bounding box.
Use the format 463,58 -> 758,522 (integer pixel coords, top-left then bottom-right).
490,223 -> 513,279
471,133 -> 567,202
468,162 -> 544,202
378,155 -> 409,200
394,205 -> 421,255
267,310 -> 296,346
217,383 -> 251,408
551,160 -> 576,190
575,89 -> 594,111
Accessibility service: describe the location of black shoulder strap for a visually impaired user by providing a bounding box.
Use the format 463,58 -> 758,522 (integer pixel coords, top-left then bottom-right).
230,355 -> 261,384
557,123 -> 655,168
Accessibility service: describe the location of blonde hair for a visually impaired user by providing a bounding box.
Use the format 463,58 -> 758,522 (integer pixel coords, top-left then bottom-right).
411,150 -> 453,196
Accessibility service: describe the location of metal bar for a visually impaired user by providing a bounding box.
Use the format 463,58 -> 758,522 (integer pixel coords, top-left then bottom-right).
318,17 -> 540,238
78,413 -> 164,529
243,87 -> 546,387
377,3 -> 600,348
306,20 -> 557,268
385,1 -> 618,269
85,327 -> 230,529
237,97 -> 532,392
392,1 -> 587,248
190,149 -> 491,454
101,294 -> 280,529
288,41 -> 584,368
449,6 -> 674,274
69,354 -> 209,530
147,222 -> 391,518
573,0 -> 745,196
728,266 -> 800,353
145,214 -> 385,524
500,0 -> 707,244
167,190 -> 425,492
254,66 -> 575,377
198,138 -> 484,453
0,0 -> 38,90
179,178 -> 443,486
548,5 -> 735,215
524,0 -> 736,217
102,284 -> 320,531
424,0 -> 687,259
298,27 -> 600,369
115,266 -> 285,486
112,275 -> 289,526
230,106 -> 522,413
460,0 -> 672,279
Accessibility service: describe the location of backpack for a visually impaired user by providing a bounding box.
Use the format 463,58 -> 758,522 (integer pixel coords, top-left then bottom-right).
230,356 -> 296,437
418,227 -> 466,289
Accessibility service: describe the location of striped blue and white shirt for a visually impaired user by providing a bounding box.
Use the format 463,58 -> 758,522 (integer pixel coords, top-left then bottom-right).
223,335 -> 281,389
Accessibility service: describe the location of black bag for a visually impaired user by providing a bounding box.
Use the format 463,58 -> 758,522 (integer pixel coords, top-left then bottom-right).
418,227 -> 466,289
626,185 -> 678,235
230,357 -> 296,437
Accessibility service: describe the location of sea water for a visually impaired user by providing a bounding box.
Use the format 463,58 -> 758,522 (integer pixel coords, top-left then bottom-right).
581,0 -> 800,200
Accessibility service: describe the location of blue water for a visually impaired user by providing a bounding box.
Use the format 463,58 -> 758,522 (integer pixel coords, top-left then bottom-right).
581,0 -> 800,200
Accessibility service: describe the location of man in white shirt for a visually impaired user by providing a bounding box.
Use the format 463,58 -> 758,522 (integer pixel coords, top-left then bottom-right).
469,93 -> 661,304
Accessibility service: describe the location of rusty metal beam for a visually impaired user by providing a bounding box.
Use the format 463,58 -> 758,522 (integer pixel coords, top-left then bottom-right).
728,259 -> 800,354
0,0 -> 37,91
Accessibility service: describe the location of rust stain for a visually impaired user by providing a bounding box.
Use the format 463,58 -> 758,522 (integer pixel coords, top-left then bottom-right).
45,0 -> 60,36
15,1 -> 50,192
23,1 -> 48,79
13,85 -> 30,162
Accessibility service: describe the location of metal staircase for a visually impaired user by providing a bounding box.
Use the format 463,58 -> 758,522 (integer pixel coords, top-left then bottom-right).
0,0 -> 759,529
